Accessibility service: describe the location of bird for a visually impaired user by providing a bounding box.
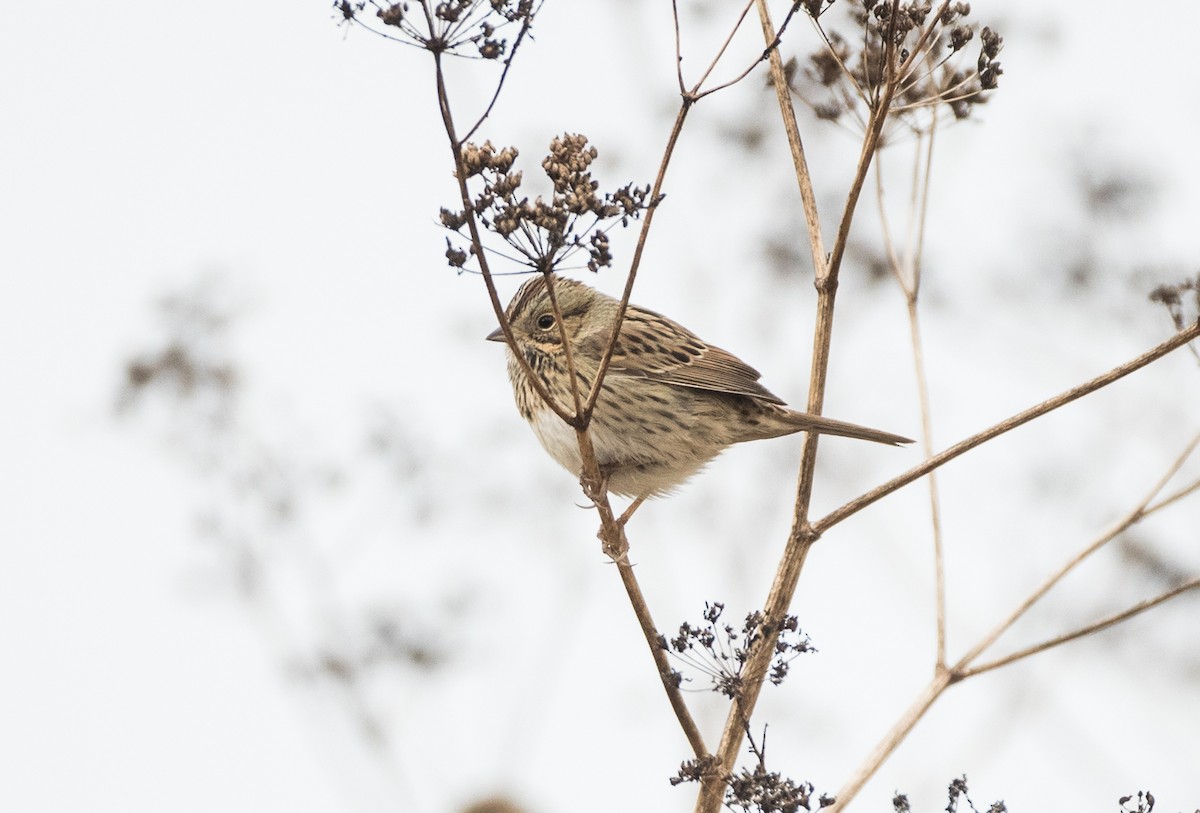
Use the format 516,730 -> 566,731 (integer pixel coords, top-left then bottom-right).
487,275 -> 911,510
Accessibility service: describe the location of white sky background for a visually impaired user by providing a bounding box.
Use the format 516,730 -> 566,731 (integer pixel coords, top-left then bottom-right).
3,1 -> 1200,812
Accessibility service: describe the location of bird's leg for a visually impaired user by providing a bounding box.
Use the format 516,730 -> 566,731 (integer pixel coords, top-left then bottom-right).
617,496 -> 646,527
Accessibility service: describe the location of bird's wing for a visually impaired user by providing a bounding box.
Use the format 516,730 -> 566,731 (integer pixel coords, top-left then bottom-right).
595,305 -> 786,405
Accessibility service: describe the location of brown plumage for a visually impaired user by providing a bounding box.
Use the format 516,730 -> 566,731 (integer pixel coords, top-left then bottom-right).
488,276 -> 911,499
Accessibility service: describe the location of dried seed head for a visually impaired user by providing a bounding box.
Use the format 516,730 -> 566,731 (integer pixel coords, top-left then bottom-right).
442,135 -> 650,275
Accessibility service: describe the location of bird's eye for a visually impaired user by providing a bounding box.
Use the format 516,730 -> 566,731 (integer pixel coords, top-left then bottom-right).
536,313 -> 555,330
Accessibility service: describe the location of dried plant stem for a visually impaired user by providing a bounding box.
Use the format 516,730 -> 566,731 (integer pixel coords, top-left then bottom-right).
574,430 -> 709,759
581,102 -> 689,421
907,300 -> 947,666
694,1 -> 809,100
615,559 -> 710,758
828,668 -> 954,813
954,429 -> 1200,669
816,321 -> 1200,534
694,9 -> 913,811
961,577 -> 1200,678
432,56 -> 572,424
755,0 -> 827,272
1149,476 -> 1200,512
690,0 -> 758,92
877,127 -> 947,666
873,131 -> 945,666
461,7 -> 539,142
831,428 -> 1200,809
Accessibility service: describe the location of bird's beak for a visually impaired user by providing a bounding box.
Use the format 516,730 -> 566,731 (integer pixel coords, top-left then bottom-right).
485,326 -> 506,343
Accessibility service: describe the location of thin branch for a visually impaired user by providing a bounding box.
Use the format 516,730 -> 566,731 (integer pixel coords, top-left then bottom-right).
953,428 -> 1200,668
615,561 -> 710,759
874,136 -> 946,665
540,273 -> 585,420
903,122 -> 946,665
874,155 -> 906,289
908,300 -> 947,667
581,103 -> 690,421
672,0 -> 686,94
831,428 -> 1200,810
693,0 -> 808,101
431,53 -> 574,424
960,578 -> 1200,678
461,4 -> 541,142
691,0 -> 758,94
585,0 -> 795,422
814,322 -> 1200,535
695,1 -> 841,807
757,1 -> 827,275
1147,475 -> 1200,514
828,669 -> 955,813
910,115 -> 937,297
811,18 -> 867,103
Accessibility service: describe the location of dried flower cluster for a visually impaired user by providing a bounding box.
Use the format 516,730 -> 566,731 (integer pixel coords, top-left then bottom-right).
725,767 -> 830,813
792,0 -> 1003,133
1118,791 -> 1155,813
893,777 -> 1005,813
441,134 -> 652,274
673,728 -> 833,813
335,0 -> 535,59
1149,274 -> 1200,332
664,602 -> 813,698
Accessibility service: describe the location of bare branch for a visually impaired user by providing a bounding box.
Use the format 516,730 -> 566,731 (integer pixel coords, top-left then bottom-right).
461,5 -> 541,142
615,561 -> 711,759
581,105 -> 690,421
954,428 -> 1200,669
815,322 -> 1200,534
828,669 -> 955,813
960,578 -> 1200,678
831,428 -> 1200,810
431,53 -> 574,424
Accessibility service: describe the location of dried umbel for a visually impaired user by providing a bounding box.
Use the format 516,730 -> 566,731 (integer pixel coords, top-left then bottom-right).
442,135 -> 652,275
790,0 -> 1003,135
1150,273 -> 1200,332
666,602 -> 815,698
335,0 -> 536,60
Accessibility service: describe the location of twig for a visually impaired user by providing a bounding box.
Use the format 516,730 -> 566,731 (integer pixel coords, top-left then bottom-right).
540,273 -> 585,419
875,128 -> 946,665
830,428 -> 1200,810
696,8 -> 910,810
690,0 -> 758,94
960,578 -> 1200,678
908,300 -> 947,666
581,103 -> 690,421
671,0 -> 686,94
431,54 -> 573,424
693,0 -> 809,101
615,561 -> 710,759
903,123 -> 946,666
422,11 -> 709,763
815,322 -> 1200,534
757,0 -> 827,274
1148,476 -> 1200,514
461,5 -> 541,142
827,669 -> 955,813
953,429 -> 1200,669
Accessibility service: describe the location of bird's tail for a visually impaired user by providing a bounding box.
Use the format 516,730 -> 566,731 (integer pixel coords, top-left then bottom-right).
783,410 -> 913,446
